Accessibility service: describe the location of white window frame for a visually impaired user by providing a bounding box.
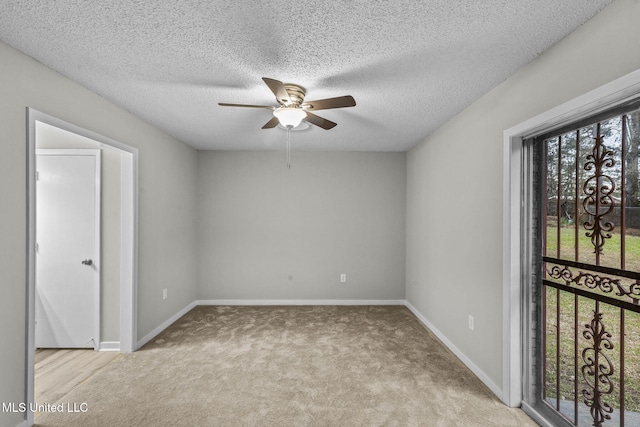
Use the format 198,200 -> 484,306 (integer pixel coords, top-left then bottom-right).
502,68 -> 640,418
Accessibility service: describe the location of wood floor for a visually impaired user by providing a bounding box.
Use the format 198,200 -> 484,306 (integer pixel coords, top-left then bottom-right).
35,349 -> 119,404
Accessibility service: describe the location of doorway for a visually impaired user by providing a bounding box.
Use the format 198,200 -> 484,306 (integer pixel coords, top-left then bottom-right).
26,109 -> 138,426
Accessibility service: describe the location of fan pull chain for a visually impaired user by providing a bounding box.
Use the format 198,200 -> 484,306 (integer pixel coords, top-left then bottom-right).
286,127 -> 292,169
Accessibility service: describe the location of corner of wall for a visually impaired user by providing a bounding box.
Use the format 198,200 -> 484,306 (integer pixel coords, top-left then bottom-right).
404,300 -> 503,400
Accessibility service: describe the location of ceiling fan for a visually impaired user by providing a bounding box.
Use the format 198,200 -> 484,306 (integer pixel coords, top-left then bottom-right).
219,77 -> 356,130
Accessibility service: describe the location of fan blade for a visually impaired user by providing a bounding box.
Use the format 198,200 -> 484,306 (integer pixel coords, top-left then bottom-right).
262,116 -> 280,129
218,103 -> 274,109
304,112 -> 337,130
262,77 -> 292,105
302,95 -> 355,111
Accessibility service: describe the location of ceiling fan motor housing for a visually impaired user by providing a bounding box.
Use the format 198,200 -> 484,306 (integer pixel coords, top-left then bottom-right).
283,84 -> 306,107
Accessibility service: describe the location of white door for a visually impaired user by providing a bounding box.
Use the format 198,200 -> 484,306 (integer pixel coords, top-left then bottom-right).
36,149 -> 100,349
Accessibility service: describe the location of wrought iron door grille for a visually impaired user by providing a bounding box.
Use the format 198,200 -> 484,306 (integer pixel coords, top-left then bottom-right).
540,106 -> 640,427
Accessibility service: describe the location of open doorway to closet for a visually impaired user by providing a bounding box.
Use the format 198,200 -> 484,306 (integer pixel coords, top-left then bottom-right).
26,109 -> 138,426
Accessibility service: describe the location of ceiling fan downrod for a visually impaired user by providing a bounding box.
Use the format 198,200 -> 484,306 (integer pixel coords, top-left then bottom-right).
286,127 -> 292,169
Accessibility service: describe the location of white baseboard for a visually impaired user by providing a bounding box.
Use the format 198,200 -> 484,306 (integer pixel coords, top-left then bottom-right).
136,301 -> 197,350
99,341 -> 120,352
196,299 -> 406,306
404,301 -> 503,400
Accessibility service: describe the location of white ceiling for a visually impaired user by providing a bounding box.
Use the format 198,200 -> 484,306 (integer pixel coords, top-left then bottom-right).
1,0 -> 611,151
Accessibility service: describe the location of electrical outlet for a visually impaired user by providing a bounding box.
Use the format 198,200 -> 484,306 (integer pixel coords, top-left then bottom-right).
468,315 -> 474,331
340,273 -> 347,283
163,288 -> 168,300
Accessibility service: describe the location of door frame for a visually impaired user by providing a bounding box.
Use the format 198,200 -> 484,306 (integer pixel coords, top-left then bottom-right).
26,108 -> 139,426
35,148 -> 102,349
502,68 -> 640,421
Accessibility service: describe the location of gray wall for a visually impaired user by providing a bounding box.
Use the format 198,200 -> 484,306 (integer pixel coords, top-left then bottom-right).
0,40 -> 198,427
406,0 -> 640,392
4,1 -> 640,425
36,121 -> 122,343
197,151 -> 406,301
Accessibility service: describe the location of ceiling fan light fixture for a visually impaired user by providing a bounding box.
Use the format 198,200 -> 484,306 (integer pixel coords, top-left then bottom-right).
219,78 -> 352,130
273,107 -> 307,128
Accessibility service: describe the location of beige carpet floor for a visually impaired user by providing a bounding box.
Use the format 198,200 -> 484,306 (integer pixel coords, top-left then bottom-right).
35,305 -> 537,426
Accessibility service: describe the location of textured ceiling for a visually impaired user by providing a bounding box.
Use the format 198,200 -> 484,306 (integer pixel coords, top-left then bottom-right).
0,0 -> 611,151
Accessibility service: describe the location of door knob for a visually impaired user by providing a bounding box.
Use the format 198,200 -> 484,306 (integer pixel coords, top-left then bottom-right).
81,259 -> 93,266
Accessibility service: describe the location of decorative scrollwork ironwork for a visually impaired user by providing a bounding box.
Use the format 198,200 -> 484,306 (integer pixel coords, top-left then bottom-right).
574,272 -> 618,293
582,134 -> 616,255
545,264 -> 640,305
547,265 -> 640,304
581,310 -> 615,427
547,265 -> 573,283
615,279 -> 640,304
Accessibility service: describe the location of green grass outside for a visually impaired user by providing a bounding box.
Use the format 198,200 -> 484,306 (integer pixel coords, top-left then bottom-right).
546,219 -> 640,272
544,225 -> 640,413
